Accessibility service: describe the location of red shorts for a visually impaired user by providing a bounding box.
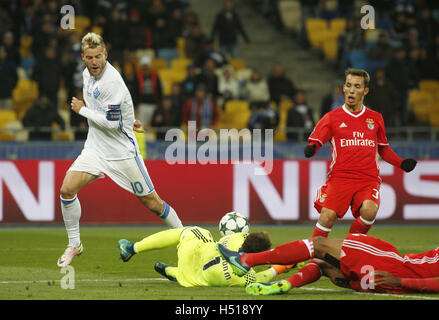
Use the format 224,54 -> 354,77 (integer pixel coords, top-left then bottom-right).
314,177 -> 380,219
340,234 -> 431,294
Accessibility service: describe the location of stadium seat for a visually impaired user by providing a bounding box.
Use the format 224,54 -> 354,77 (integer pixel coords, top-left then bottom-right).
348,50 -> 367,69
158,68 -> 187,95
171,57 -> 192,71
228,58 -> 246,71
224,100 -> 250,114
329,18 -> 346,35
278,0 -> 302,33
0,110 -> 17,128
306,18 -> 328,48
91,25 -> 103,35
74,16 -> 91,34
12,79 -> 39,119
177,37 -> 186,58
419,80 -> 439,93
150,58 -> 168,71
322,38 -> 338,60
429,112 -> 439,127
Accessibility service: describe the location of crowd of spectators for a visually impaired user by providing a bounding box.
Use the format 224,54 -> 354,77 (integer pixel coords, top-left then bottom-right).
1,0 -> 439,143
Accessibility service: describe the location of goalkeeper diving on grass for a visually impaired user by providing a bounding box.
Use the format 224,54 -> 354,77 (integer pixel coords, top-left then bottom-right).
117,226 -> 292,287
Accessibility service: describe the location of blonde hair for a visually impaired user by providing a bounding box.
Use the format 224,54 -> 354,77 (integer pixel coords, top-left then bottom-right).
81,32 -> 106,52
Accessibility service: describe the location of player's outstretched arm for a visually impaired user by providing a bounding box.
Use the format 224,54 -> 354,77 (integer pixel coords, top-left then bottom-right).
378,145 -> 417,172
374,271 -> 439,292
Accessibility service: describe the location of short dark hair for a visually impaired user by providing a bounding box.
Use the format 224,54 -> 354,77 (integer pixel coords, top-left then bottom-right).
345,68 -> 370,88
241,231 -> 271,253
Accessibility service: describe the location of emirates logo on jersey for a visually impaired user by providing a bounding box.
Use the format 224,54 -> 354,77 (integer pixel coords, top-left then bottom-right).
366,118 -> 375,130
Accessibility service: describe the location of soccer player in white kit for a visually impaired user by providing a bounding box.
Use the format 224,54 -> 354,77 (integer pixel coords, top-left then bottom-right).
57,33 -> 183,267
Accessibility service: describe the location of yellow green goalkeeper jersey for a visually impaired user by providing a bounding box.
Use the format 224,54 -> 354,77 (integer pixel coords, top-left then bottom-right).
175,227 -> 275,287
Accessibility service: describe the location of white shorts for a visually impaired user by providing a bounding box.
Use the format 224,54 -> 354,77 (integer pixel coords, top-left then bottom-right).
68,149 -> 155,196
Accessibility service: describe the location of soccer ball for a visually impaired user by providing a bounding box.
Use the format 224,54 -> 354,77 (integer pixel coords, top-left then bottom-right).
219,212 -> 250,236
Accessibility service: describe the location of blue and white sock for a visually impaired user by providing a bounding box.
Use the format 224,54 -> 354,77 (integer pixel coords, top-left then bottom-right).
160,201 -> 183,228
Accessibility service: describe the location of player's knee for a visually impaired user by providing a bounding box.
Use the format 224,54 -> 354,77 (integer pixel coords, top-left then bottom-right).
359,202 -> 378,221
60,184 -> 76,200
319,208 -> 337,228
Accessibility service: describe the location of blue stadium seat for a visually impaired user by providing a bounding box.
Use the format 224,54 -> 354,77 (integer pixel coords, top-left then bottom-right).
348,50 -> 367,69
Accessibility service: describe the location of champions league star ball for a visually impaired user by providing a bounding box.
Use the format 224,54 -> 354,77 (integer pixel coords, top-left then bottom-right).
219,212 -> 250,236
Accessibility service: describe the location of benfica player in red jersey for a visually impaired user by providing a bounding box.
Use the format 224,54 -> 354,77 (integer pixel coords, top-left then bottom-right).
218,234 -> 439,295
305,68 -> 417,238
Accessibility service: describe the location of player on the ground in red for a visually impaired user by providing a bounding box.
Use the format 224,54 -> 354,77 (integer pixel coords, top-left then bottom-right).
305,68 -> 417,237
217,234 -> 439,295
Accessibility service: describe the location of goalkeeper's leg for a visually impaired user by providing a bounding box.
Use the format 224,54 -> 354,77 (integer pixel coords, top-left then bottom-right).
118,228 -> 184,262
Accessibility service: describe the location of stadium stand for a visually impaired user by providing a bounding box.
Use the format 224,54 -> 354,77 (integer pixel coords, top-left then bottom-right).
0,0 -> 438,157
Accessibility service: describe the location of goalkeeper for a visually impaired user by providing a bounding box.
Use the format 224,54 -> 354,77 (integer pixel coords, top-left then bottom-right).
117,226 -> 291,287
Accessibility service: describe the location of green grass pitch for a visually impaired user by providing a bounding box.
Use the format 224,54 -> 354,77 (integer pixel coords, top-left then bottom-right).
1,224 -> 439,301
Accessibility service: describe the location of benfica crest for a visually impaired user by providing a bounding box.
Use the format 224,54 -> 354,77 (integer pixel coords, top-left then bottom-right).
366,118 -> 375,130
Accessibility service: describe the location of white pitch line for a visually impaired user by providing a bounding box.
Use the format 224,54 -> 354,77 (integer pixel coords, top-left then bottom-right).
1,278 -> 437,300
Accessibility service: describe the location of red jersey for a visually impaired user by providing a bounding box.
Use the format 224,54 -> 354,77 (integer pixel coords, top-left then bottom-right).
308,105 -> 389,182
341,234 -> 439,293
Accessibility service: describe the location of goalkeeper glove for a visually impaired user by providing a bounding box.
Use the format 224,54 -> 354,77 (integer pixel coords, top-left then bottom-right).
304,144 -> 317,158
400,158 -> 417,172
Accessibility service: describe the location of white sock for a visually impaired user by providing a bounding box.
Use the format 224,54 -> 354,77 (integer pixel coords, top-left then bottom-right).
60,195 -> 82,247
160,201 -> 183,228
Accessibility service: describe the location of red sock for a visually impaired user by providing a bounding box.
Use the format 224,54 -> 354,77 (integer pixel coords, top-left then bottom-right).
242,239 -> 314,268
349,216 -> 374,234
286,260 -> 322,288
313,223 -> 331,238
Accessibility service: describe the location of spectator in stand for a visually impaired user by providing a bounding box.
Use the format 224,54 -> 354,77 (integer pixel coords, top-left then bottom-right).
195,39 -> 228,68
248,101 -> 278,133
2,31 -> 20,66
122,50 -> 141,106
407,48 -> 421,88
389,12 -> 410,44
416,7 -> 436,47
286,102 -> 306,141
32,46 -> 61,109
182,9 -> 200,37
386,48 -> 410,126
267,62 -> 296,105
126,8 -> 149,51
337,18 -> 365,72
242,69 -> 270,103
22,94 -> 65,141
135,56 -> 163,127
320,82 -> 345,117
195,57 -> 219,99
417,47 -> 439,80
218,65 -> 240,107
146,0 -> 168,28
168,7 -> 184,40
365,67 -> 400,127
0,46 -> 17,110
367,32 -> 394,64
152,17 -> 178,62
169,82 -> 185,123
403,28 -> 421,53
185,24 -> 207,61
182,84 -> 218,128
151,95 -> 181,139
291,90 -> 315,137
180,64 -> 198,100
211,0 -> 251,58
103,9 -> 128,64
31,18 -> 57,59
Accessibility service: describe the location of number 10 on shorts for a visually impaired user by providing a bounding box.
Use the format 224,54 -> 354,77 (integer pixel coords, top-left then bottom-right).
130,181 -> 144,194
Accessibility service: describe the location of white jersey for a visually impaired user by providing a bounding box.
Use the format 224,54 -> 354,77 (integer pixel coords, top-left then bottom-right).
81,62 -> 139,160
